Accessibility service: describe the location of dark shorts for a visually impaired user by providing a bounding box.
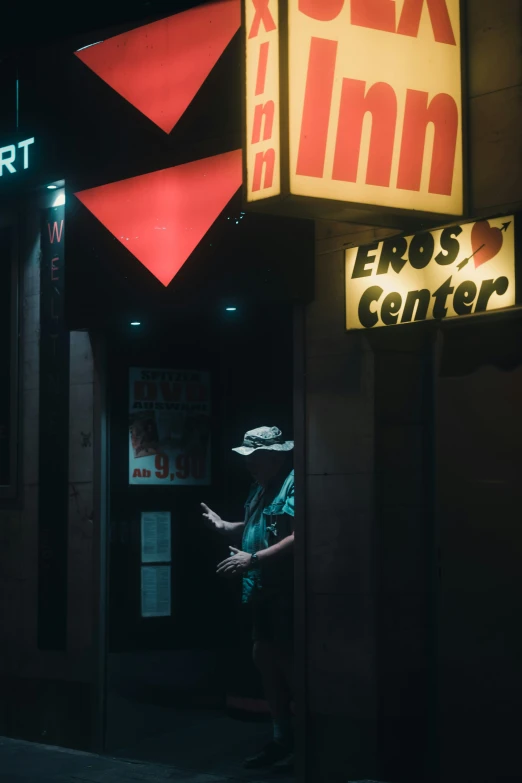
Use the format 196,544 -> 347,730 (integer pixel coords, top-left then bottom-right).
250,594 -> 294,647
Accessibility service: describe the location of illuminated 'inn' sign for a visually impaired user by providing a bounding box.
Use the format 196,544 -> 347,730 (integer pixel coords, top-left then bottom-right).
345,217 -> 516,330
245,0 -> 463,219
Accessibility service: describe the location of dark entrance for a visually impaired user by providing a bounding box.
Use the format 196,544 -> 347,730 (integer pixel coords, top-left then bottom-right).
103,303 -> 295,778
64,96 -> 314,770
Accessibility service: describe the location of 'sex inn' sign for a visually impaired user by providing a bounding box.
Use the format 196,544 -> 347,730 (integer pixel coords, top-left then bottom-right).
345,217 -> 516,329
244,0 -> 463,222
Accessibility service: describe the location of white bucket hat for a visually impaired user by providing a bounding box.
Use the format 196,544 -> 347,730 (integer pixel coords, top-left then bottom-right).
232,426 -> 294,456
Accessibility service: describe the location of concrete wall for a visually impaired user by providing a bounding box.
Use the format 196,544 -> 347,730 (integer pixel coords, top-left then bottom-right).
303,3 -> 522,781
437,357 -> 522,783
468,0 -> 522,215
304,222 -> 435,782
303,224 -> 379,783
0,189 -> 95,749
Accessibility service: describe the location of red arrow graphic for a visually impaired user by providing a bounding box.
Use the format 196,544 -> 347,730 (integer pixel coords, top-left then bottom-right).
75,0 -> 240,134
457,221 -> 511,271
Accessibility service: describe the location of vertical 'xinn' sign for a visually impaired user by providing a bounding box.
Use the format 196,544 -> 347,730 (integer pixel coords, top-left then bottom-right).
245,0 -> 281,200
244,0 -> 463,219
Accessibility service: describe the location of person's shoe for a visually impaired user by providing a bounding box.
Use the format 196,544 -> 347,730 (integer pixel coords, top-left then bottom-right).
243,741 -> 293,769
273,752 -> 294,774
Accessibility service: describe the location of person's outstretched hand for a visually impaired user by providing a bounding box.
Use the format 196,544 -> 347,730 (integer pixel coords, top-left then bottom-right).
216,547 -> 252,578
201,503 -> 226,533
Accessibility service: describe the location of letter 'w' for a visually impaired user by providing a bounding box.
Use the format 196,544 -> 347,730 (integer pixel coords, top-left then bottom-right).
48,220 -> 64,244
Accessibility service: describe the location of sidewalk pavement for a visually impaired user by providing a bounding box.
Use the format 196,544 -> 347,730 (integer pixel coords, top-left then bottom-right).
0,737 -> 272,783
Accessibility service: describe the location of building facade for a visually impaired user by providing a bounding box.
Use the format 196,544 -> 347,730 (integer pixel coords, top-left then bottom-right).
0,2 -> 521,782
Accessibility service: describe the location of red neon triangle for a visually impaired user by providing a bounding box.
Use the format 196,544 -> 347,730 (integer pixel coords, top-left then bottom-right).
74,150 -> 243,287
75,0 -> 240,134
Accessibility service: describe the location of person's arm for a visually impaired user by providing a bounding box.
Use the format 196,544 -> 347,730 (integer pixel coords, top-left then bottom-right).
256,532 -> 294,564
256,479 -> 295,564
201,503 -> 244,536
216,532 -> 294,577
216,476 -> 295,578
221,521 -> 245,535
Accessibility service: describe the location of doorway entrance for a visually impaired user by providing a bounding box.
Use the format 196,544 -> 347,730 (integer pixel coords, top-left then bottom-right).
102,303 -> 295,780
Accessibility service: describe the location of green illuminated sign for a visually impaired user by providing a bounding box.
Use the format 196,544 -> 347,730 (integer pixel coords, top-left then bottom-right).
0,137 -> 35,177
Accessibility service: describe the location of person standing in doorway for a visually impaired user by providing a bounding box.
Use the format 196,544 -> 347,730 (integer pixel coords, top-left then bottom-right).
202,426 -> 295,770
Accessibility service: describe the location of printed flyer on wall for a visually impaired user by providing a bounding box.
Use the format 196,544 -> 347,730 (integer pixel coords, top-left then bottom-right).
129,368 -> 211,486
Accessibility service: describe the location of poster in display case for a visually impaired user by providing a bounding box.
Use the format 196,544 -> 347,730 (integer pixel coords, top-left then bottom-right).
129,368 -> 211,486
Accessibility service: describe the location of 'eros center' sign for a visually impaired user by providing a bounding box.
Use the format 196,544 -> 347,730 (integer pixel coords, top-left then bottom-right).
345,217 -> 515,329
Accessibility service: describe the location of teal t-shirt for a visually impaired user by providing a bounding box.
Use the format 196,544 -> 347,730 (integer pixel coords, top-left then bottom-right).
241,469 -> 294,604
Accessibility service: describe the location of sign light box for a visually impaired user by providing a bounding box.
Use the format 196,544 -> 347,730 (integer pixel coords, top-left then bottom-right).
345,216 -> 515,330
244,0 -> 463,224
0,137 -> 35,178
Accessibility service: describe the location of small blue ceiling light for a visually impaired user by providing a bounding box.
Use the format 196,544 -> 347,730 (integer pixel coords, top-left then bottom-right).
47,184 -> 57,190
225,307 -> 237,312
130,321 -> 141,326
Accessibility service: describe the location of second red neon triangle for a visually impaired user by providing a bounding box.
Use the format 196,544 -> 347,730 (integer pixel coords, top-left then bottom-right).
74,150 -> 243,287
